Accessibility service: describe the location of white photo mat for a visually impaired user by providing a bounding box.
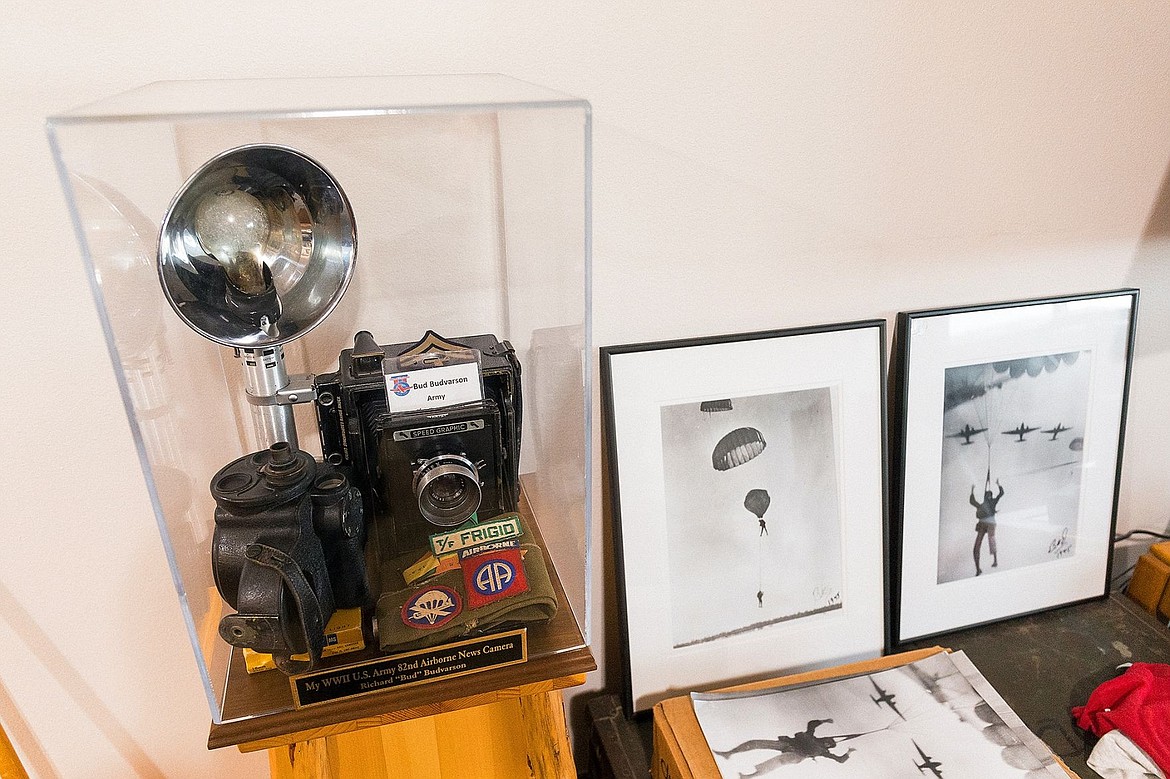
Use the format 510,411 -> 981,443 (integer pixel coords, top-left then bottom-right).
896,291 -> 1137,643
603,322 -> 887,712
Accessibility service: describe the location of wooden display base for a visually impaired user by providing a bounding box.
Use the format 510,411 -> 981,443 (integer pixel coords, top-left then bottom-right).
208,492 -> 595,752
267,683 -> 581,779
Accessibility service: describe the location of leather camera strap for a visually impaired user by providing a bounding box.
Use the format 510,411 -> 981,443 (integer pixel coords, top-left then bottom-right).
245,543 -> 327,674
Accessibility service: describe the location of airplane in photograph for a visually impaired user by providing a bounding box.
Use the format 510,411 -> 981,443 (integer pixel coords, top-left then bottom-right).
1002,423 -> 1038,442
913,740 -> 944,778
946,423 -> 987,445
1042,423 -> 1071,440
868,677 -> 906,720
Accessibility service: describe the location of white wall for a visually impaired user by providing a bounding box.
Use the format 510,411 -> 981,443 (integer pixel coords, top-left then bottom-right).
3,3 -> 1169,776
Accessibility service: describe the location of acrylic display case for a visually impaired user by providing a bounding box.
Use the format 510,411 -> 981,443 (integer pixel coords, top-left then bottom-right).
47,75 -> 593,744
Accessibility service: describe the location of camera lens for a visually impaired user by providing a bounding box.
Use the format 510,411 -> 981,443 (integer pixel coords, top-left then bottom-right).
429,475 -> 464,503
413,455 -> 482,527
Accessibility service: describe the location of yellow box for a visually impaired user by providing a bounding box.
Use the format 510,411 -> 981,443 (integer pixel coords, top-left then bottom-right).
321,606 -> 365,652
1150,540 -> 1170,566
1158,585 -> 1170,624
242,607 -> 365,674
403,550 -> 460,585
1127,553 -> 1170,615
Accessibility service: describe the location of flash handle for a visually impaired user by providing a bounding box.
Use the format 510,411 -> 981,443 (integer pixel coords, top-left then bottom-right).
238,347 -> 299,448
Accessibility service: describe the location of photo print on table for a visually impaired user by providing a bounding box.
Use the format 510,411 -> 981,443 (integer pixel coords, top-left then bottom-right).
692,651 -> 1067,779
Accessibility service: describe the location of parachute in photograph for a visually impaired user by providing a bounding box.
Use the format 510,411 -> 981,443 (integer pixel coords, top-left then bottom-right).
700,402 -> 774,606
744,488 -> 772,606
744,488 -> 771,519
993,351 -> 1078,380
969,370 -> 1013,491
712,427 -> 767,471
954,351 -> 1082,491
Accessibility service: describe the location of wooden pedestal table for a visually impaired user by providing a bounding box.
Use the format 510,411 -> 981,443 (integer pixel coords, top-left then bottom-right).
265,672 -> 586,779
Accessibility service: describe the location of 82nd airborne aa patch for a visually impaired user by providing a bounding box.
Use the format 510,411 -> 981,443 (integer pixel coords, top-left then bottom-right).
462,547 -> 529,609
401,585 -> 462,630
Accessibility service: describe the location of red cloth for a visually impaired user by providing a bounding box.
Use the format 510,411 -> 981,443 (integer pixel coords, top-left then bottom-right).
1072,662 -> 1170,771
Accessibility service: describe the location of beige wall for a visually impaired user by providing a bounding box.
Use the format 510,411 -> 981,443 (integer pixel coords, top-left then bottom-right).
3,3 -> 1169,776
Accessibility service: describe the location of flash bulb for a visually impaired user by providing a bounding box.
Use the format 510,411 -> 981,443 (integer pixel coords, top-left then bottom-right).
192,188 -> 271,295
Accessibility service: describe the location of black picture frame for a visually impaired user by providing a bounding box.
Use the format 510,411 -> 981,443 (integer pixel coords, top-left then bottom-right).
890,290 -> 1138,646
601,320 -> 889,713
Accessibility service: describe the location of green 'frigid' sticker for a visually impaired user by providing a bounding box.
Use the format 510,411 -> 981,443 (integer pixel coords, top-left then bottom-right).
429,513 -> 523,556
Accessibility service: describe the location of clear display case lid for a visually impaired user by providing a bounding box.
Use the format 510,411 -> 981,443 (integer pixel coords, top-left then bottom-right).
50,74 -> 589,124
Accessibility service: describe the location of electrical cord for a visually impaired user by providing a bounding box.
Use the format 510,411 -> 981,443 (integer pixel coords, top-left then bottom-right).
1113,561 -> 1137,591
1114,529 -> 1170,542
1111,528 -> 1170,593
1112,530 -> 1170,629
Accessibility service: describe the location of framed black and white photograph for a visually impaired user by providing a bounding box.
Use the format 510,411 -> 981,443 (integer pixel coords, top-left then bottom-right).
892,290 -> 1138,645
601,321 -> 887,713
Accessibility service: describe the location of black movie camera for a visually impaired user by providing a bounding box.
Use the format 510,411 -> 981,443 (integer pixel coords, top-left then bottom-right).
210,443 -> 368,672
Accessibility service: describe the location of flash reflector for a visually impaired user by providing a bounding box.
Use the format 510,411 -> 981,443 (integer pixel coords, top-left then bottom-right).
157,144 -> 356,349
